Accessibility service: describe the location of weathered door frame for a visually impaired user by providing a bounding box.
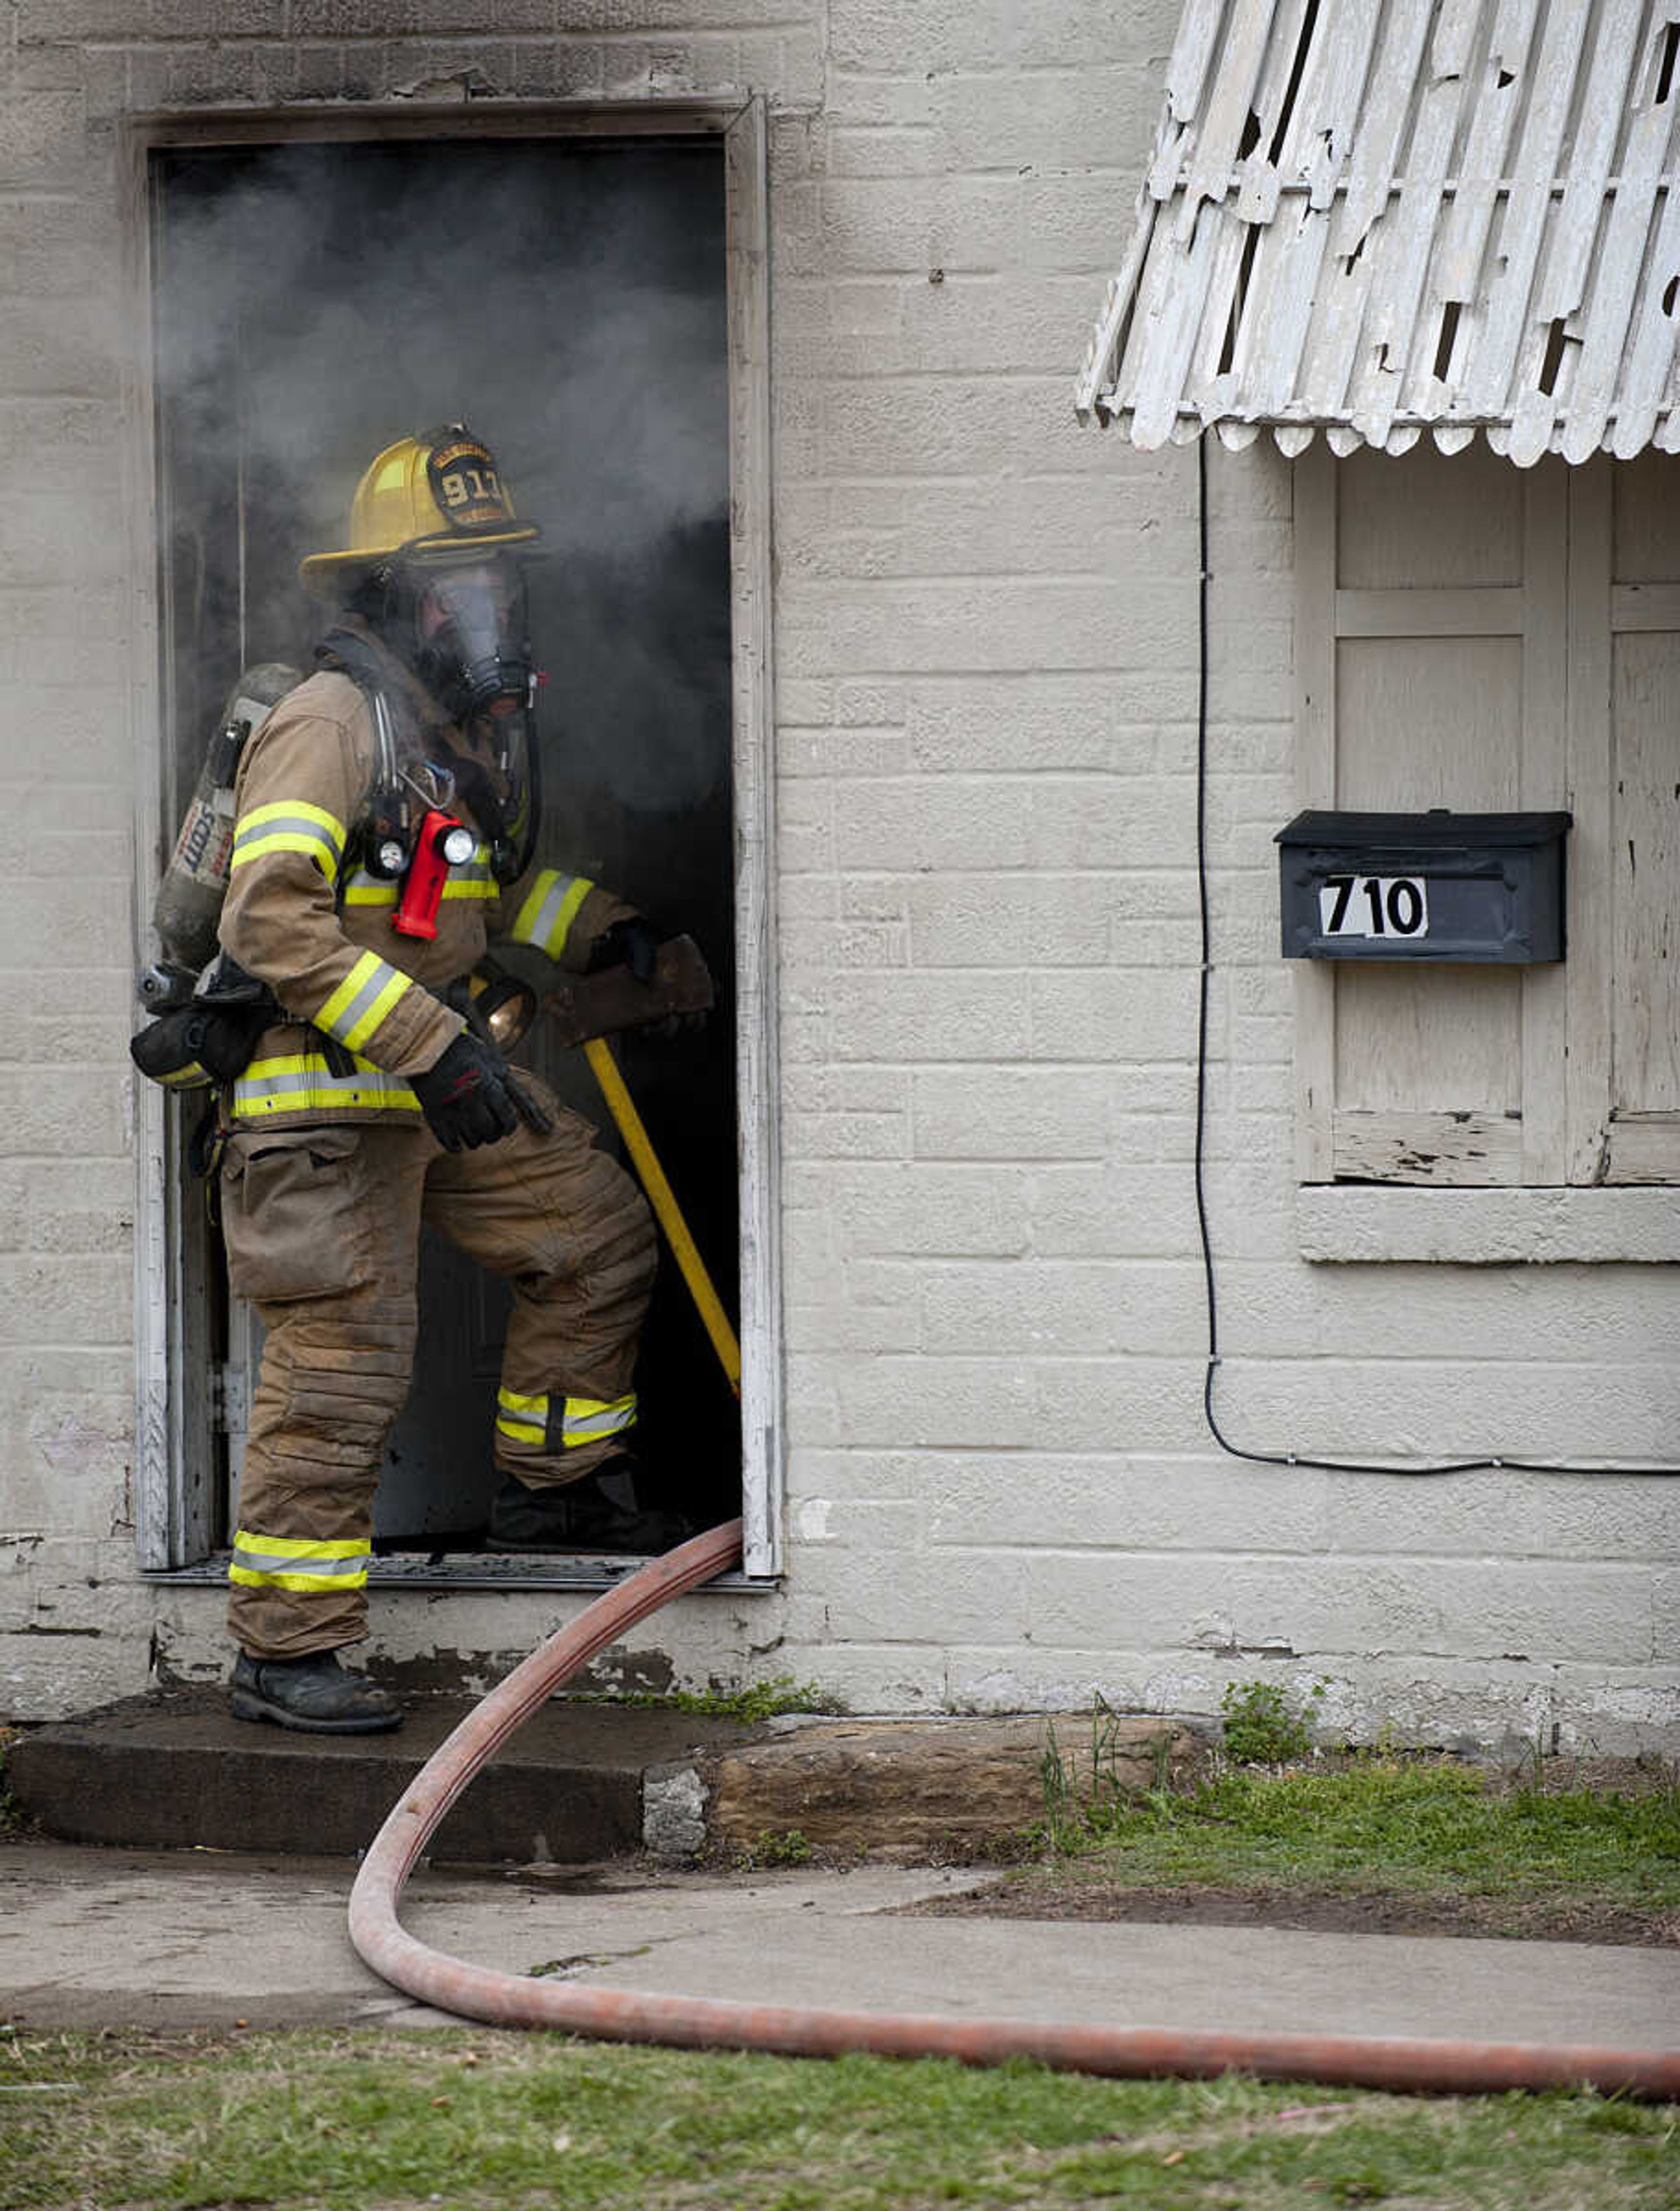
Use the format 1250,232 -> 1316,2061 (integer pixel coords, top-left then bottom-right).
126,97 -> 781,1580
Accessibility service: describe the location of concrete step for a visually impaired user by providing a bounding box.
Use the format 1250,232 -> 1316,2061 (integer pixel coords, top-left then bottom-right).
7,1689 -> 767,1864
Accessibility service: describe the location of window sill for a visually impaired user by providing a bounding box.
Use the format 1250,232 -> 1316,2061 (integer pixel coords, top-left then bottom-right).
1298,1184 -> 1680,1263
143,1551 -> 778,1594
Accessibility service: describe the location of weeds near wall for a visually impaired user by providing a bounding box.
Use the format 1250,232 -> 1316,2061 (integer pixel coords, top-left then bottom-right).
745,1827 -> 812,1869
1219,1678 -> 1326,1765
578,1676 -> 841,1725
1037,1698 -> 1183,1855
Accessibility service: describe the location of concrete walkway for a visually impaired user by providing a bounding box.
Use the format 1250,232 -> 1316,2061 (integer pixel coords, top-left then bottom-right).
2,1838 -> 1676,2050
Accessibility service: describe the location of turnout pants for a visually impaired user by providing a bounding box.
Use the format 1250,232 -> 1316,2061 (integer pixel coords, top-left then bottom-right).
220,1073 -> 656,1660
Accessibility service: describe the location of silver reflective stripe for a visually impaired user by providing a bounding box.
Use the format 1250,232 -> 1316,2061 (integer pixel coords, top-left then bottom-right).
317,955 -> 407,1048
561,1396 -> 636,1442
231,1054 -> 419,1118
242,1066 -> 410,1101
343,869 -> 398,905
231,1544 -> 366,1580
233,811 -> 337,849
443,858 -> 496,897
515,870 -> 588,956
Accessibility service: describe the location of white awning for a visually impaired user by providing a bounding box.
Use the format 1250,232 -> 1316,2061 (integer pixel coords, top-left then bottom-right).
1077,0 -> 1680,463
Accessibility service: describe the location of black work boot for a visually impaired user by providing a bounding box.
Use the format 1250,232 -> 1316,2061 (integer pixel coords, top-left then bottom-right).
486,1455 -> 695,1556
229,1649 -> 403,1734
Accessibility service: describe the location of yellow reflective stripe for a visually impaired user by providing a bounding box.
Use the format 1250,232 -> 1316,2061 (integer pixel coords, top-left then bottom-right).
231,801 -> 346,879
230,830 -> 339,872
510,869 -> 594,960
315,952 -> 414,1055
562,1393 -> 637,1445
229,1528 -> 370,1593
493,1388 -> 637,1449
158,1062 -> 212,1089
231,1050 -> 420,1120
234,1529 -> 367,1560
445,843 -> 496,898
316,951 -> 380,1035
343,873 -> 399,907
496,1385 -> 547,1446
344,848 -> 493,905
343,967 -> 411,1049
238,800 -> 346,841
495,1414 -> 546,1445
229,1567 -> 370,1592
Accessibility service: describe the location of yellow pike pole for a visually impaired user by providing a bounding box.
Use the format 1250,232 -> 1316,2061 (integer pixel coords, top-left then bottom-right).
583,1034 -> 742,1398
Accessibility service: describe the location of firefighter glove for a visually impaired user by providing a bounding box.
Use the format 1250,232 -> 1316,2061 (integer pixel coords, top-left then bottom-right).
412,1031 -> 521,1152
587,916 -> 659,985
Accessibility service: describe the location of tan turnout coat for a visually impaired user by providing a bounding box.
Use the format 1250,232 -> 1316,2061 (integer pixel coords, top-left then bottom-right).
218,638 -> 633,1127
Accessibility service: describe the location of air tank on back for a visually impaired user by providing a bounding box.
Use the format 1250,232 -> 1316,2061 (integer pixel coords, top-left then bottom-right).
142,662 -> 302,1011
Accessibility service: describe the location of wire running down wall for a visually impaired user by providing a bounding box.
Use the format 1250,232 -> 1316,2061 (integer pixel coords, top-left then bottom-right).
1077,0 -> 1680,462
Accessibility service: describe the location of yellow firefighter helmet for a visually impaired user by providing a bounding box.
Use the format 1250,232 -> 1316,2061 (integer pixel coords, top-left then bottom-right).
299,424 -> 540,597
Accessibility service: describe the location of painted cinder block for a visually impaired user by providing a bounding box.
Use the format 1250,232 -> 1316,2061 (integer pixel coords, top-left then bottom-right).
831,776 -> 1032,873
0,298 -> 122,398
823,1161 -> 1032,1259
13,2 -> 141,42
918,1259 -> 1204,1360
907,875 -> 1116,970
1213,1357 -> 1680,1465
924,1454 -> 1336,1557
825,971 -> 1034,1064
1028,1164 -> 1200,1258
931,66 -> 1157,175
1016,1552 -> 1657,1670
789,1529 -> 1031,1644
905,676 -> 1122,774
818,177 -> 1019,275
913,1067 -> 1110,1161
829,0 -> 1180,77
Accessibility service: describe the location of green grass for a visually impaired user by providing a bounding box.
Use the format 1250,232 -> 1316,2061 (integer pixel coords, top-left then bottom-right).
1027,1752 -> 1680,1912
0,2027 -> 1674,2210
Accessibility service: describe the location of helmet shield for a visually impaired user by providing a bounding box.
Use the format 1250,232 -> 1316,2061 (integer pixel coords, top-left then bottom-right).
406,556 -> 533,723
299,425 -> 539,598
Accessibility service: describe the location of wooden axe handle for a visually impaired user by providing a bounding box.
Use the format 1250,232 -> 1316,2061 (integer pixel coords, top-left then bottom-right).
541,933 -> 714,1048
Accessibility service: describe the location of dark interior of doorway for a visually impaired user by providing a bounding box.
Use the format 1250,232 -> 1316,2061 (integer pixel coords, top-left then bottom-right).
152,133 -> 741,1546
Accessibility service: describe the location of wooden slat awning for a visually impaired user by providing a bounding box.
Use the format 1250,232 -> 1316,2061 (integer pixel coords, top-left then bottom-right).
1077,0 -> 1680,463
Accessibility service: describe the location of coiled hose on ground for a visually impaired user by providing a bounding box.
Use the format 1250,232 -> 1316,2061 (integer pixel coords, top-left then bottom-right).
349,1519 -> 1680,2099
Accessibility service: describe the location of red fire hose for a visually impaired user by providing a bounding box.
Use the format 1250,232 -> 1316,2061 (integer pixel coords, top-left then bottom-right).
349,1519 -> 1680,2099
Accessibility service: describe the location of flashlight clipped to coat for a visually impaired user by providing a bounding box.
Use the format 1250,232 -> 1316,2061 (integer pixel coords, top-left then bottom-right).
392,809 -> 476,940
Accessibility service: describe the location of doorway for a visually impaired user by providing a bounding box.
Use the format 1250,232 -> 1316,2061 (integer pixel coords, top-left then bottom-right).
143,118 -> 770,1575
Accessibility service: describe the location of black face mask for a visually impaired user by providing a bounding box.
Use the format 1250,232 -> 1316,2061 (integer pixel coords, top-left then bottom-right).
397,558 -> 534,724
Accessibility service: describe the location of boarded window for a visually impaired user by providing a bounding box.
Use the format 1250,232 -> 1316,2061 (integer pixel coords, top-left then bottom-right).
1293,443 -> 1680,1188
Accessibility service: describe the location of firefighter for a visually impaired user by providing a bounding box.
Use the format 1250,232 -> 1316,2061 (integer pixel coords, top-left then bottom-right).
218,426 -> 687,1735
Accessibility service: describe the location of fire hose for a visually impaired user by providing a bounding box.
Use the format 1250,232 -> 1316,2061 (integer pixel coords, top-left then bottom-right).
350,957 -> 1678,2098
347,1520 -> 1680,2099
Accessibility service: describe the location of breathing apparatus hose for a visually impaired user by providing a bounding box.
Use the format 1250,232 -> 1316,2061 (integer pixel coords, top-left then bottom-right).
347,1521 -> 1680,2099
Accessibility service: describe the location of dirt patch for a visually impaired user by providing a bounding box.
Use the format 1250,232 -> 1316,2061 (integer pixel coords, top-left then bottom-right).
905,1878 -> 1680,1947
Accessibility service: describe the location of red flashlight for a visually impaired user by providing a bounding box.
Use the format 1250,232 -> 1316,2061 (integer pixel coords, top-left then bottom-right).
393,811 -> 475,940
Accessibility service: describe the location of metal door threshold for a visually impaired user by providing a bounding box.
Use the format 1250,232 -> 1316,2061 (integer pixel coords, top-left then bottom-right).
144,1549 -> 777,1594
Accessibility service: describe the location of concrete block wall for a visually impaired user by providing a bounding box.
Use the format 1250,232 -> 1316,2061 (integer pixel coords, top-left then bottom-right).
762,2 -> 1675,1749
0,1 -> 1673,1748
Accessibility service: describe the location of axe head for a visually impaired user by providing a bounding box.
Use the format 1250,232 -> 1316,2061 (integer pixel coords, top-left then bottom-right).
542,934 -> 714,1049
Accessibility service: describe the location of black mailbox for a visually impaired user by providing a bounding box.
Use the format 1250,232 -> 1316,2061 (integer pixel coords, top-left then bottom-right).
1275,809 -> 1571,964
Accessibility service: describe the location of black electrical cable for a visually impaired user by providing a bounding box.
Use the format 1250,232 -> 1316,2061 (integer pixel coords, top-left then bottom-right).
1192,434 -> 1677,1477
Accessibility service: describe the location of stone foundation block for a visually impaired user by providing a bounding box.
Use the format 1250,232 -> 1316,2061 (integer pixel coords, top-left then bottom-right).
690,1714 -> 1199,1860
